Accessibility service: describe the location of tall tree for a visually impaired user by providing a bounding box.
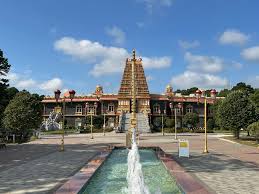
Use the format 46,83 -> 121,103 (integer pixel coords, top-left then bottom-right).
216,90 -> 257,139
231,82 -> 254,95
0,49 -> 11,86
3,91 -> 43,142
0,49 -> 12,131
175,87 -> 198,95
217,89 -> 231,97
249,89 -> 259,108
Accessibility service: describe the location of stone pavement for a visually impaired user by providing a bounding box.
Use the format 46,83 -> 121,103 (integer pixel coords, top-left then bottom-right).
143,134 -> 259,194
0,136 -> 110,194
0,133 -> 259,194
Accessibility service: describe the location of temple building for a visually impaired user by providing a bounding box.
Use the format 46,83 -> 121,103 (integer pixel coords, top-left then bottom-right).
42,50 -> 219,131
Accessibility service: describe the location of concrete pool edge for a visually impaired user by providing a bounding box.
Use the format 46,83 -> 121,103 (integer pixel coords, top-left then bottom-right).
54,146 -> 113,194
154,147 -> 213,194
54,146 -> 213,194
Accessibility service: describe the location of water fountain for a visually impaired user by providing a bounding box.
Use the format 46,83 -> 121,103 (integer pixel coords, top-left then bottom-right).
126,128 -> 151,194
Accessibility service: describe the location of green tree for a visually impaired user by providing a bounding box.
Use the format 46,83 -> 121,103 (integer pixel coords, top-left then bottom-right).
207,118 -> 215,130
217,89 -> 230,97
231,82 -> 254,95
165,117 -> 175,128
3,91 -> 43,142
183,113 -> 199,128
212,99 -> 223,128
0,49 -> 11,86
216,90 -> 257,139
153,117 -> 162,130
250,89 -> 259,108
0,50 -> 12,131
247,121 -> 259,143
176,87 -> 198,96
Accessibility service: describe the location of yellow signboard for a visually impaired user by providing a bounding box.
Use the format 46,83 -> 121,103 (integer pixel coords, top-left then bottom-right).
178,139 -> 189,157
180,142 -> 188,148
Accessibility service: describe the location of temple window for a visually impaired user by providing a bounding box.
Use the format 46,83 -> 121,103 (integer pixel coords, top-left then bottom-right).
176,108 -> 181,114
87,105 -> 95,114
153,104 -> 160,113
186,105 -> 193,113
75,105 -> 82,114
108,103 -> 114,112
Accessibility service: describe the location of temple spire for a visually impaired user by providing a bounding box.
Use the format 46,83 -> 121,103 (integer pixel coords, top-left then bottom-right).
132,49 -> 136,60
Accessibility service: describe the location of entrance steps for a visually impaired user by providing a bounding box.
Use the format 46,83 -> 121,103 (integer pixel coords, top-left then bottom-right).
119,113 -> 150,133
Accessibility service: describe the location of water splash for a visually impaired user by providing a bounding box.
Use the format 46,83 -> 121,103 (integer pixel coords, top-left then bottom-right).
125,128 -> 150,194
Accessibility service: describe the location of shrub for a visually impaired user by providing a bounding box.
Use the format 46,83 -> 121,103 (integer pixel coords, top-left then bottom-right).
164,127 -> 174,133
183,113 -> 199,128
207,118 -> 215,130
165,117 -> 175,128
247,121 -> 259,143
153,117 -> 162,128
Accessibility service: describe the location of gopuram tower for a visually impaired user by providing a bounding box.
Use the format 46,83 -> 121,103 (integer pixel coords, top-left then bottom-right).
117,50 -> 151,114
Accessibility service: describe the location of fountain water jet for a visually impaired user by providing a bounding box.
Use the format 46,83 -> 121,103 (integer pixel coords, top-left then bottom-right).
125,129 -> 150,194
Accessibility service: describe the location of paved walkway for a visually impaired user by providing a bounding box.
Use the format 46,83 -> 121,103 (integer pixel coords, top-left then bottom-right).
0,133 -> 258,194
148,134 -> 259,194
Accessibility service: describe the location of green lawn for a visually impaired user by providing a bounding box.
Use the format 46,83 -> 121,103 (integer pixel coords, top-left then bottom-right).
222,135 -> 259,147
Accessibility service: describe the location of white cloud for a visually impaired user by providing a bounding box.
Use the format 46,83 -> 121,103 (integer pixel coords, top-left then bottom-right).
6,72 -> 37,89
185,52 -> 224,73
219,29 -> 249,45
6,72 -> 19,82
171,71 -> 228,89
5,72 -> 64,93
178,40 -> 200,49
142,56 -> 171,69
241,46 -> 259,62
16,79 -> 36,88
54,37 -> 172,77
40,78 -> 63,92
106,26 -> 126,45
146,75 -> 153,81
138,0 -> 173,14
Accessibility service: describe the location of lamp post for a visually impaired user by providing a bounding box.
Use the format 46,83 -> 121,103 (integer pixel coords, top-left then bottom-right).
173,103 -> 182,140
196,89 -> 209,153
54,89 -> 75,152
86,102 -> 97,139
169,102 -> 174,139
103,113 -> 106,136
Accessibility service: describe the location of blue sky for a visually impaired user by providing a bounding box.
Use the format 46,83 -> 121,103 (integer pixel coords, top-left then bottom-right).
1,0 -> 259,95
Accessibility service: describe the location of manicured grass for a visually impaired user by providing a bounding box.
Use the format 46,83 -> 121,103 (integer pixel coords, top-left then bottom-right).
222,136 -> 259,147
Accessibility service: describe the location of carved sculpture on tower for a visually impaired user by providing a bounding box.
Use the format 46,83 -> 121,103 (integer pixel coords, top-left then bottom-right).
95,85 -> 103,96
165,84 -> 174,97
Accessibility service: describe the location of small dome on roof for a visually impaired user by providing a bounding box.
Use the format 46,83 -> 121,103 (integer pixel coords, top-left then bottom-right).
166,84 -> 172,89
95,85 -> 103,95
196,89 -> 202,94
165,84 -> 173,95
210,89 -> 217,94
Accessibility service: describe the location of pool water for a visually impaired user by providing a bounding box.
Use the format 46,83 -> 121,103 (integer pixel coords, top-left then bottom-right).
79,149 -> 183,194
